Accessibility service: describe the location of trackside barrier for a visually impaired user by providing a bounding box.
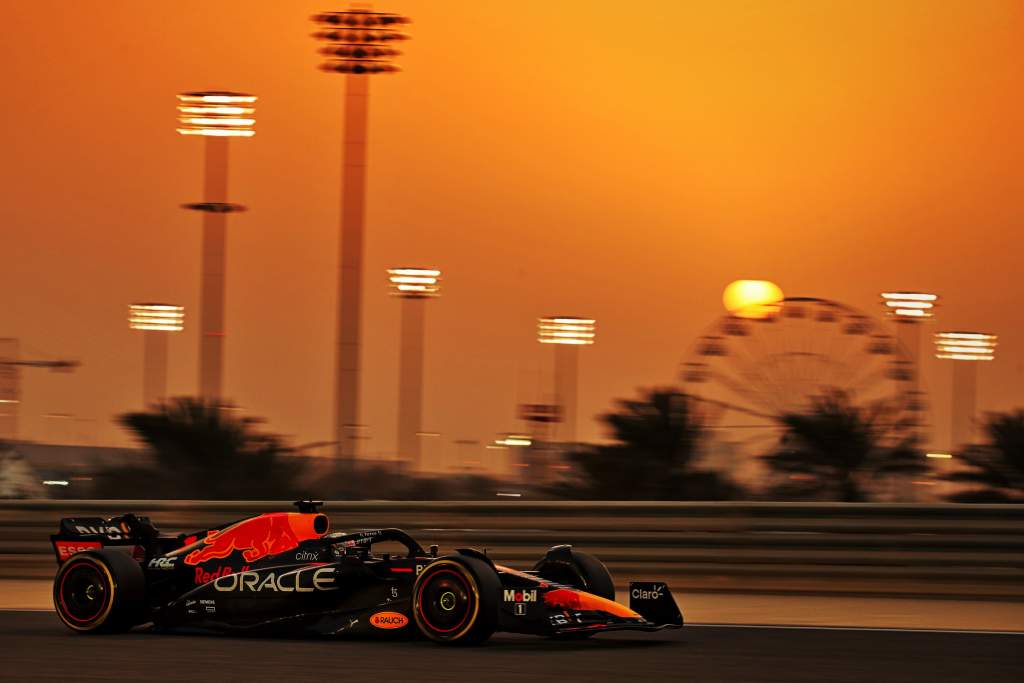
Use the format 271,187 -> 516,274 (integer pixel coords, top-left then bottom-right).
1,501 -> 1022,598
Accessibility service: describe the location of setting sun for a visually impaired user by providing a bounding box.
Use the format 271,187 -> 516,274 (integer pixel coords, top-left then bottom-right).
722,280 -> 784,320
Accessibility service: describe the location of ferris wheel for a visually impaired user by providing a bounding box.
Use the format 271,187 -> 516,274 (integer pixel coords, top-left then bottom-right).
679,297 -> 926,470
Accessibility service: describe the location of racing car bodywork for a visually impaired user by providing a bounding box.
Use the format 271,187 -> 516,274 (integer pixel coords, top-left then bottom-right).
50,501 -> 683,644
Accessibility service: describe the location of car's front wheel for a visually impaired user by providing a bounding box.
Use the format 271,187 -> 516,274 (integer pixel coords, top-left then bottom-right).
412,555 -> 500,645
53,550 -> 145,633
533,546 -> 615,601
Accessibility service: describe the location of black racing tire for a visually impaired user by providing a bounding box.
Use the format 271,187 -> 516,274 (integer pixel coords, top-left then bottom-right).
533,548 -> 615,601
412,555 -> 500,645
53,550 -> 146,633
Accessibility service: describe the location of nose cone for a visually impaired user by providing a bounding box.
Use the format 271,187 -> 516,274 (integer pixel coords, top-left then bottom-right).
543,588 -> 641,619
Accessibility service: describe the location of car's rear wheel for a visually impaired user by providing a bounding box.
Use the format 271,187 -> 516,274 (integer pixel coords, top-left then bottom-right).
533,547 -> 615,600
53,550 -> 145,633
412,555 -> 500,645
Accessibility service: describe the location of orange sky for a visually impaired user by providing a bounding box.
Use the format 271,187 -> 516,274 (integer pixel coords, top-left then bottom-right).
2,1 -> 1022,459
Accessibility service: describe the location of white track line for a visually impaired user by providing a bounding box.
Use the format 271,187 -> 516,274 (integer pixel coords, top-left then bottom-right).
3,610 -> 1020,635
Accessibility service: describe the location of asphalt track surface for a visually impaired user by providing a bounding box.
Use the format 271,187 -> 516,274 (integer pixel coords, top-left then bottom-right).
1,611 -> 1021,683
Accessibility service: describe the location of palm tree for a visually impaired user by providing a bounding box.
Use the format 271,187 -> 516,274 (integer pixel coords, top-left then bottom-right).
0,445 -> 45,498
112,397 -> 302,499
563,388 -> 740,500
763,390 -> 926,501
947,410 -> 1024,503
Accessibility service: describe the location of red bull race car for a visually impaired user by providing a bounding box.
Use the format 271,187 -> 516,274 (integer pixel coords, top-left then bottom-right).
49,501 -> 683,644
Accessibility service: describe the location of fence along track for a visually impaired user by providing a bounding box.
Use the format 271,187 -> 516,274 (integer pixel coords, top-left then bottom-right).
2,501 -> 1022,597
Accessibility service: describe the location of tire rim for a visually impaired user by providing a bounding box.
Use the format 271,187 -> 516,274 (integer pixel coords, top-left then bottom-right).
58,561 -> 110,624
416,568 -> 473,634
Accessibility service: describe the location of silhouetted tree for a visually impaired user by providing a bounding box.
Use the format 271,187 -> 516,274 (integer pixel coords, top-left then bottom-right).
947,410 -> 1024,503
561,388 -> 741,500
763,390 -> 926,501
104,397 -> 303,499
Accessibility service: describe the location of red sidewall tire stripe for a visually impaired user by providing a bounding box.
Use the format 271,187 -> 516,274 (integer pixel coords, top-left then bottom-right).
54,556 -> 117,631
58,562 -> 110,623
416,568 -> 473,635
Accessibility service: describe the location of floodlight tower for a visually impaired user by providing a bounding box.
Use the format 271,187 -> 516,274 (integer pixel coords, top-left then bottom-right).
311,9 -> 410,462
880,292 -> 937,391
0,339 -> 79,441
177,91 -> 256,401
537,317 -> 596,444
935,332 -> 997,449
129,304 -> 184,407
0,339 -> 17,439
387,268 -> 440,472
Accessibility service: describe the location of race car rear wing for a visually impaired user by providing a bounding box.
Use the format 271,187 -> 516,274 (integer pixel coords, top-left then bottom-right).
628,582 -> 684,627
50,513 -> 160,564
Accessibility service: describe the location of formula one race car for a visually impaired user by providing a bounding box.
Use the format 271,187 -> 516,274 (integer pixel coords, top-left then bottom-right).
50,501 -> 683,644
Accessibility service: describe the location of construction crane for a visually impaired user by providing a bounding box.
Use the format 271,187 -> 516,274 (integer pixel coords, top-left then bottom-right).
0,338 -> 80,441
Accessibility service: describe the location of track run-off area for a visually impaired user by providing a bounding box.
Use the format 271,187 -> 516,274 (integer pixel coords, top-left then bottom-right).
2,611 -> 1021,683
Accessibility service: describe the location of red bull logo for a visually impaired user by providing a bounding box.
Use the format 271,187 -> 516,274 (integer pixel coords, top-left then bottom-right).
181,513 -> 329,566
195,564 -> 249,585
